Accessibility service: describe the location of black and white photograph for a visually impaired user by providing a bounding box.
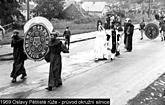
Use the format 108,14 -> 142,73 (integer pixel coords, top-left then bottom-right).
0,0 -> 165,105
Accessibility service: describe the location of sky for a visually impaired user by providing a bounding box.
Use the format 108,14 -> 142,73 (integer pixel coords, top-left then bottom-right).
74,0 -> 82,2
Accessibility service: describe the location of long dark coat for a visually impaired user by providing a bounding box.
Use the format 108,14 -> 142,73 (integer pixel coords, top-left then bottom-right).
124,22 -> 128,45
10,36 -> 27,78
63,30 -> 71,49
111,29 -> 117,54
47,39 -> 69,87
125,23 -> 134,51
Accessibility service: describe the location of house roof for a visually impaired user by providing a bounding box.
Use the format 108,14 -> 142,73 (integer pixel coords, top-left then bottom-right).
82,2 -> 107,12
64,0 -> 76,10
63,2 -> 87,18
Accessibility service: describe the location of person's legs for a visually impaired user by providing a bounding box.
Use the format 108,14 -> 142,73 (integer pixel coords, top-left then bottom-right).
161,31 -> 164,41
140,30 -> 143,40
163,31 -> 165,41
67,37 -> 70,50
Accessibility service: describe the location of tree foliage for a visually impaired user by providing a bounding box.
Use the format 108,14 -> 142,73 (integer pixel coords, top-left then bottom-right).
33,0 -> 65,20
0,0 -> 23,25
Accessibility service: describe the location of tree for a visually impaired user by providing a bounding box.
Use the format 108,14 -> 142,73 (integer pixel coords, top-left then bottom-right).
0,0 -> 23,25
33,0 -> 65,20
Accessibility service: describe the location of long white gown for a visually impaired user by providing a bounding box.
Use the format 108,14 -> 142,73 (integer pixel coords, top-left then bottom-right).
94,29 -> 108,60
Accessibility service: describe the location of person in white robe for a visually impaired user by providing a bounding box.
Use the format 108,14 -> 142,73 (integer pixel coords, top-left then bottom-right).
94,23 -> 108,61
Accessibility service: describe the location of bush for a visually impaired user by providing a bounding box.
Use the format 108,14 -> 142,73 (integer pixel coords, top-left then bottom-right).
12,21 -> 25,30
73,17 -> 97,24
51,18 -> 61,23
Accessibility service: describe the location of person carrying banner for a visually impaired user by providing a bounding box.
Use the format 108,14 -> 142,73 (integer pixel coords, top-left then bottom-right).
10,30 -> 27,83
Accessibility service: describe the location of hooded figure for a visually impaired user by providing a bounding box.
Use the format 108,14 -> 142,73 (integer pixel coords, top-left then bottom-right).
10,30 -> 27,83
45,32 -> 69,91
125,20 -> 134,52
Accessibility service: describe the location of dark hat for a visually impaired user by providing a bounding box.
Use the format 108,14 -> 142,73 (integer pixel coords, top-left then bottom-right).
50,31 -> 60,37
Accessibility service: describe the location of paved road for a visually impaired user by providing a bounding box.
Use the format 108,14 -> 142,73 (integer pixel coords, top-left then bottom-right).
0,29 -> 165,105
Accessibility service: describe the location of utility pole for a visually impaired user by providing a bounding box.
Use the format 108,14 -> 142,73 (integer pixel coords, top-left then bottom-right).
164,0 -> 165,10
148,0 -> 151,18
27,0 -> 30,21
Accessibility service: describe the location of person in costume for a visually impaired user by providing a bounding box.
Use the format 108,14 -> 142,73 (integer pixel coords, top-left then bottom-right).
45,32 -> 69,91
125,19 -> 134,52
10,30 -> 27,83
94,23 -> 108,61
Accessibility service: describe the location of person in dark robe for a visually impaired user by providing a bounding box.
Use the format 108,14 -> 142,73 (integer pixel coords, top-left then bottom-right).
110,15 -> 117,60
10,30 -> 27,83
63,27 -> 71,50
124,18 -> 129,47
125,19 -> 134,52
45,32 -> 69,91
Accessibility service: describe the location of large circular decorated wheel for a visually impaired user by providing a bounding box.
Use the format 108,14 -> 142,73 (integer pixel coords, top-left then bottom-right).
24,24 -> 50,61
145,23 -> 159,40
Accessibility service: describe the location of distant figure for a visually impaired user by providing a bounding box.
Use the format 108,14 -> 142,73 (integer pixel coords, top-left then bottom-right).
97,19 -> 103,30
0,25 -> 5,47
98,22 -> 104,31
63,27 -> 71,50
45,32 -> 69,91
139,19 -> 145,40
110,15 -> 118,60
160,18 -> 165,41
125,19 -> 134,52
116,23 -> 124,56
105,15 -> 111,29
10,30 -> 27,83
124,18 -> 129,47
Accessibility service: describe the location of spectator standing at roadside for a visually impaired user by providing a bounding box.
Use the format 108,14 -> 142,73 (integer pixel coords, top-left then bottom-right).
139,19 -> 145,40
97,19 -> 103,30
0,25 -> 5,47
63,27 -> 71,50
160,18 -> 165,41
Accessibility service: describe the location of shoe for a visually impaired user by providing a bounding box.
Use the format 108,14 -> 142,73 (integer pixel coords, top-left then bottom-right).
56,82 -> 62,87
110,58 -> 113,61
161,38 -> 163,41
56,83 -> 62,88
94,58 -> 98,61
11,78 -> 16,83
115,51 -> 120,56
140,38 -> 143,40
20,75 -> 26,79
127,50 -> 132,52
45,86 -> 52,91
103,58 -> 108,60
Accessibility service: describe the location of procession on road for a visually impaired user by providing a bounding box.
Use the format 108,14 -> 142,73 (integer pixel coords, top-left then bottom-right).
1,0 -> 165,105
